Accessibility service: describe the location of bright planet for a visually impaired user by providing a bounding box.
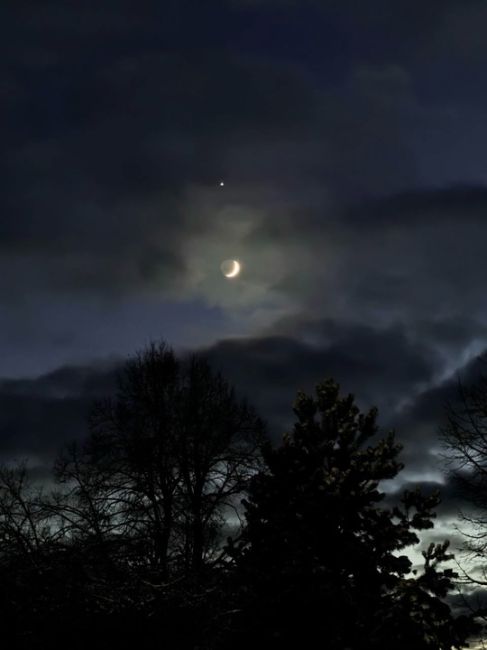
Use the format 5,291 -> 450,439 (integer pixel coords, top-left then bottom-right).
220,259 -> 241,278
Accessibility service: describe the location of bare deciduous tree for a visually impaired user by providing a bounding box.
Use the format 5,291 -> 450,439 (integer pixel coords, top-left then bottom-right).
440,369 -> 487,586
0,462 -> 54,569
54,341 -> 266,577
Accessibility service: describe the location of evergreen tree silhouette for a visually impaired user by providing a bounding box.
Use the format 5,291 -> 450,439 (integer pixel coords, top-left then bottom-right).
224,379 -> 479,649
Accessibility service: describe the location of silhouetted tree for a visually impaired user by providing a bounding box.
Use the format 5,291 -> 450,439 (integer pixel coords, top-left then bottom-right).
0,463 -> 82,648
0,463 -> 50,566
440,370 -> 487,590
222,379 -> 479,649
54,341 -> 265,578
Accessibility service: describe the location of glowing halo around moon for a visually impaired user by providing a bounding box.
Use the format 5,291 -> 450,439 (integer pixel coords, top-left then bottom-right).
220,259 -> 241,278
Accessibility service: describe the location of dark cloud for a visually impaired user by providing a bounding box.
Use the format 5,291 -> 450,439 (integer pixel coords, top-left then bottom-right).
3,0 -> 453,309
0,321 -> 441,462
268,186 -> 487,341
0,361 -> 118,461
0,308 -> 484,484
202,320 -> 441,438
1,57 -> 418,298
3,0 -> 486,365
384,354 -> 487,483
346,186 -> 487,228
203,334 -> 487,506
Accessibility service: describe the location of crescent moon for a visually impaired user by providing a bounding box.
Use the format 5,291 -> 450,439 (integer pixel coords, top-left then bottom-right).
221,259 -> 241,278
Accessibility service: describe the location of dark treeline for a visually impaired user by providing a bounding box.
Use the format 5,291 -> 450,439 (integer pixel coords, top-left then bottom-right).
0,341 -> 483,648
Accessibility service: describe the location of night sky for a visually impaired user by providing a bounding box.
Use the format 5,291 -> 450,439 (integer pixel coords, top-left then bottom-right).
3,0 -> 487,570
